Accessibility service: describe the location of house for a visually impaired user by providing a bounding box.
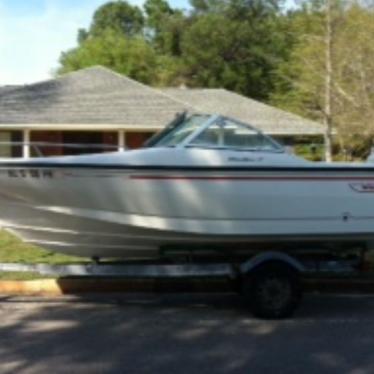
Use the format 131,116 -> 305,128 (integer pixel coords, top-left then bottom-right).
0,66 -> 324,158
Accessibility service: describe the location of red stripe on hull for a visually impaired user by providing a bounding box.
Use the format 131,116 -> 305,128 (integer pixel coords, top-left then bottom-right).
130,175 -> 374,181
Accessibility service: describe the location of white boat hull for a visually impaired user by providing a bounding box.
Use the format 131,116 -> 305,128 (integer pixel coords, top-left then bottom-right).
1,159 -> 374,258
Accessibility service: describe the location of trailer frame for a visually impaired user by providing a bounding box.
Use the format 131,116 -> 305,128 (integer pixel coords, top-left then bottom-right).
0,247 -> 369,319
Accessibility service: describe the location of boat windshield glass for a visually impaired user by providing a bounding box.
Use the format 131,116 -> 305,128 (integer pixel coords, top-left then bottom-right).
188,117 -> 283,152
152,115 -> 210,147
150,115 -> 283,152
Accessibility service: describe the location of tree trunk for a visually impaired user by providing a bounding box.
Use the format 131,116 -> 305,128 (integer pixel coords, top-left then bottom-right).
324,0 -> 334,162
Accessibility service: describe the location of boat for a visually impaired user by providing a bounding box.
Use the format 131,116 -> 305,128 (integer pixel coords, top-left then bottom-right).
0,113 -> 374,260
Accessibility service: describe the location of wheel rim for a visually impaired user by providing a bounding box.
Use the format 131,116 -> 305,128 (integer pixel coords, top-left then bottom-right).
257,277 -> 292,312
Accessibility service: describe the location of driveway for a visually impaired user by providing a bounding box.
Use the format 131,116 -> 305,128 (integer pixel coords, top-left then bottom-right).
0,293 -> 373,374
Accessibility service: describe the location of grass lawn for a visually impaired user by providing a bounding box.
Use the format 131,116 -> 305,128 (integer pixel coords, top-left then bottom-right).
0,230 -> 83,280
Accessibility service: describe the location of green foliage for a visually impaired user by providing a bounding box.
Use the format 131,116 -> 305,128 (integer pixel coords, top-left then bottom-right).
181,6 -> 288,100
77,28 -> 89,44
90,1 -> 144,37
59,30 -> 160,84
0,230 -> 84,280
189,0 -> 228,13
58,0 -> 187,85
226,0 -> 281,18
145,0 -> 174,29
294,144 -> 324,161
144,0 -> 186,56
271,2 -> 374,159
270,7 -> 327,119
0,230 -> 80,265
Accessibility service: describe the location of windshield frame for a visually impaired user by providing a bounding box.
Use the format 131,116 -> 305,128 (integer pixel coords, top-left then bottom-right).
182,116 -> 284,153
143,112 -> 187,148
147,114 -> 285,153
176,115 -> 221,148
143,113 -> 211,148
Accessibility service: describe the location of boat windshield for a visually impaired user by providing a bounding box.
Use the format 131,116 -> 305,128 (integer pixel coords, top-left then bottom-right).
150,115 -> 283,152
188,117 -> 283,152
151,115 -> 210,147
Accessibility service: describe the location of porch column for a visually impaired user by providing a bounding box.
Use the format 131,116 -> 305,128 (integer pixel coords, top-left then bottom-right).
23,129 -> 31,159
118,130 -> 126,152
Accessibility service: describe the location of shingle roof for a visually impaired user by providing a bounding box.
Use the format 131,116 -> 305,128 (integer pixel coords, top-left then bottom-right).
160,88 -> 324,135
0,66 -> 190,127
0,66 -> 324,135
0,86 -> 19,94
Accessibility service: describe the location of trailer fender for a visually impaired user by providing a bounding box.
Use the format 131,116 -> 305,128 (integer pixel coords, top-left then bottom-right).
240,251 -> 305,275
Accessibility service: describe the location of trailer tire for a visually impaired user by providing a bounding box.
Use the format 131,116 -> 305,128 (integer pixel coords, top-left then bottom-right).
242,262 -> 302,319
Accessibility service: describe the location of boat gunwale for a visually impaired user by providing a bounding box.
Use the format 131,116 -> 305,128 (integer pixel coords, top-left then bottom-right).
1,162 -> 374,173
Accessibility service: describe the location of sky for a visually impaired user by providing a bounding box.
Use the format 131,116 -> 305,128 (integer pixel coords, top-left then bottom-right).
0,0 -> 190,85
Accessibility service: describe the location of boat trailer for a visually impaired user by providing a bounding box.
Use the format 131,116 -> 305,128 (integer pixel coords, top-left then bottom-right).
0,262 -> 234,278
0,249 -> 361,278
0,250 -> 367,319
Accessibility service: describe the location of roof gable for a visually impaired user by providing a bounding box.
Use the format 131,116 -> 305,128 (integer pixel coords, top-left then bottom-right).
0,86 -> 19,94
0,66 -> 190,126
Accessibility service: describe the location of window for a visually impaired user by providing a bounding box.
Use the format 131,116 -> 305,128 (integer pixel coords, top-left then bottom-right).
153,115 -> 209,147
0,131 -> 22,158
126,132 -> 155,149
190,118 -> 281,151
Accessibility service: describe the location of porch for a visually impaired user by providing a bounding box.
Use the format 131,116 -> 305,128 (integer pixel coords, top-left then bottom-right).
0,128 -> 156,158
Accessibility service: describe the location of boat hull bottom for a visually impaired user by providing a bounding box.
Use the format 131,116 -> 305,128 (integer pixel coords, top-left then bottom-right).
1,200 -> 373,259
4,225 -> 374,261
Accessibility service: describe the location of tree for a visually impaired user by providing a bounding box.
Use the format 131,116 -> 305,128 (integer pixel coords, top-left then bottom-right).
58,0 -> 186,86
227,0 -> 280,18
329,4 -> 374,158
181,3 -> 288,100
189,0 -> 227,13
144,0 -> 187,56
58,30 -> 159,85
89,1 -> 144,37
271,2 -> 374,160
323,0 -> 334,161
77,28 -> 89,44
271,1 -> 339,161
145,0 -> 174,29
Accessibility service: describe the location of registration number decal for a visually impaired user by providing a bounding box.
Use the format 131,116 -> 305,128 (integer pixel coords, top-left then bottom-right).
7,169 -> 54,179
350,183 -> 374,193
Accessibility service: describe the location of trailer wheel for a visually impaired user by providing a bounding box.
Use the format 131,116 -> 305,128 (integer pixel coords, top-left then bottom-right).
242,263 -> 302,319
